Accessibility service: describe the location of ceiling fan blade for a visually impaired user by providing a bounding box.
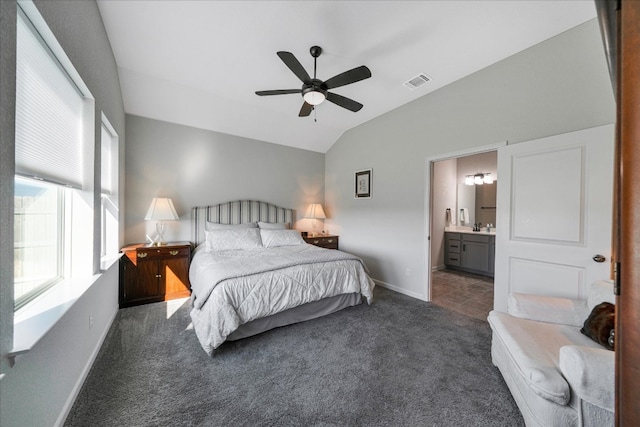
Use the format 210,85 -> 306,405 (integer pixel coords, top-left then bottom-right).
326,92 -> 363,112
255,89 -> 301,96
277,51 -> 311,83
324,66 -> 371,90
299,102 -> 313,117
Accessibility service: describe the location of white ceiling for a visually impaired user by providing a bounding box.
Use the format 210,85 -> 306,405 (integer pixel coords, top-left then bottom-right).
96,1 -> 597,153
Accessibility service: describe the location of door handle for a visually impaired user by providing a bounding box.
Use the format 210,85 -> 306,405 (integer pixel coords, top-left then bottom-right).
593,254 -> 606,263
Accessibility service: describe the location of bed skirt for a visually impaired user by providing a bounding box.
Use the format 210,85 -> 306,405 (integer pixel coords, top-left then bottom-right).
226,292 -> 363,341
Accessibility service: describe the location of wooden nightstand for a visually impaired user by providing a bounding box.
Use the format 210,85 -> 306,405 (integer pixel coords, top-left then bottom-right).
303,235 -> 339,250
119,242 -> 191,308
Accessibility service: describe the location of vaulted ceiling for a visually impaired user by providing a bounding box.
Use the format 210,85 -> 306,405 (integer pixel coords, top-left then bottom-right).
97,1 -> 597,153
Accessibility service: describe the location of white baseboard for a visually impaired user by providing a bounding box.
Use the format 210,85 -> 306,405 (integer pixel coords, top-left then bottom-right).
55,307 -> 118,427
373,279 -> 428,302
431,264 -> 446,272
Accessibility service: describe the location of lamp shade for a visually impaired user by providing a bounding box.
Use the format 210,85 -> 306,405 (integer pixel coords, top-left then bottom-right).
304,203 -> 326,219
144,197 -> 179,221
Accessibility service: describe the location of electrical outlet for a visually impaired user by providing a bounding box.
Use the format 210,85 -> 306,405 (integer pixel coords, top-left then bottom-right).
405,267 -> 411,277
89,314 -> 94,330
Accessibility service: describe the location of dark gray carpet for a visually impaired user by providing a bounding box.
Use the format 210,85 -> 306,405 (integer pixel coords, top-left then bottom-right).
65,287 -> 524,427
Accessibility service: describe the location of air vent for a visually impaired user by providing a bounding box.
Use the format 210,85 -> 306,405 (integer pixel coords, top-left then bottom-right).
403,73 -> 431,90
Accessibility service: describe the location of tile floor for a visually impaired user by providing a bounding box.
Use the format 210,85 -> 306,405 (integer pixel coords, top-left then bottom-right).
431,269 -> 494,321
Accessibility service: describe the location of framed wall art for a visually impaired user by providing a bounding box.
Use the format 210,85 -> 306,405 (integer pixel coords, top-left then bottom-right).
355,169 -> 372,199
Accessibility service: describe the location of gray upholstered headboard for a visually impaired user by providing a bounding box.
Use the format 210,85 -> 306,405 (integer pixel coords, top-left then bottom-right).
192,200 -> 295,246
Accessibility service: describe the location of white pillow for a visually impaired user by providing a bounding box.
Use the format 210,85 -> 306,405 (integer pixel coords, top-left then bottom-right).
258,221 -> 290,230
260,229 -> 304,248
587,279 -> 615,311
205,228 -> 263,252
206,221 -> 258,230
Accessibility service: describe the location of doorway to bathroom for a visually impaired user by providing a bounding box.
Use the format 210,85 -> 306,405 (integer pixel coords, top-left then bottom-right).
431,270 -> 494,321
425,143 -> 502,321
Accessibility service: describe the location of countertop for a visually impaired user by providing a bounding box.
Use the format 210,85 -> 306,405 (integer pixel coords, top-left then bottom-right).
444,226 -> 496,236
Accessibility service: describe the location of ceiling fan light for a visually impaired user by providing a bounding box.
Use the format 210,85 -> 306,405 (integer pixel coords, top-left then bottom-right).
303,90 -> 326,105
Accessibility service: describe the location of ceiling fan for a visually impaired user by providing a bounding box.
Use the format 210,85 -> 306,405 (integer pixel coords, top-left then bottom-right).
255,46 -> 372,117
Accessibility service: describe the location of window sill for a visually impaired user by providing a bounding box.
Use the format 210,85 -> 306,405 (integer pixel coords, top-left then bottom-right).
100,253 -> 122,272
9,256 -> 120,365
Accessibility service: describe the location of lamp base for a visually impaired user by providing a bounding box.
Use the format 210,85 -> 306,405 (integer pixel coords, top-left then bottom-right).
155,222 -> 167,246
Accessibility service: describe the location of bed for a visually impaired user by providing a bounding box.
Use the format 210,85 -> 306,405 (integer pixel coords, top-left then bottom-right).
189,200 -> 375,355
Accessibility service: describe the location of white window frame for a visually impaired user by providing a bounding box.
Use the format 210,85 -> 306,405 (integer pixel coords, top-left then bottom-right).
100,113 -> 119,262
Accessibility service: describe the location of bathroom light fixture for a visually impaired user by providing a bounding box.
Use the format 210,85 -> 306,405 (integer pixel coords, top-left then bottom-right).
465,173 -> 494,186
145,197 -> 179,246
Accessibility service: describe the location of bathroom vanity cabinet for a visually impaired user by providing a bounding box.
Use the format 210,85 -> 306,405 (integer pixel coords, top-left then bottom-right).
445,231 -> 495,277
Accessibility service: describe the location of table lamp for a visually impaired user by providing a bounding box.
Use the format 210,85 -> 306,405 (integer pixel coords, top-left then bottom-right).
144,197 -> 179,246
304,203 -> 326,237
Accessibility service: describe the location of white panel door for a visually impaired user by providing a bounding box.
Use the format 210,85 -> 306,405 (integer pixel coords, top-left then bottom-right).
494,124 -> 614,312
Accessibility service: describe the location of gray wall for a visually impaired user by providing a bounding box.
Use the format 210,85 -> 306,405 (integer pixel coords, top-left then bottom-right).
0,2 -> 18,414
0,1 -> 125,426
325,19 -> 616,300
125,115 -> 325,244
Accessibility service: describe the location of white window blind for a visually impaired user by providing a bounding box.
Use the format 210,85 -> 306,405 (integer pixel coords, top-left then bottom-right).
15,9 -> 85,189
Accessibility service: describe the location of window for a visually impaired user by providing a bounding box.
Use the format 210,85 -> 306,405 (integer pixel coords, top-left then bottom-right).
14,178 -> 64,310
100,115 -> 119,261
14,4 -> 94,311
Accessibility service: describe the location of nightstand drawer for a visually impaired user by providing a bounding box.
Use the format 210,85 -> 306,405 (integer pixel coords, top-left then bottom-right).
304,235 -> 339,250
137,246 -> 190,260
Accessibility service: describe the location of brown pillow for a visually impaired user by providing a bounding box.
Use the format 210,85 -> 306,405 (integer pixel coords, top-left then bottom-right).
580,302 -> 615,351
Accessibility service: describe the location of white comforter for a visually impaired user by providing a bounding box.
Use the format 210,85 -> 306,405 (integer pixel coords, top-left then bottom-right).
189,244 -> 375,354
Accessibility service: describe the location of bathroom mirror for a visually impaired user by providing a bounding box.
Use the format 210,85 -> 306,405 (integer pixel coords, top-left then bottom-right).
456,182 -> 497,227
475,182 -> 497,226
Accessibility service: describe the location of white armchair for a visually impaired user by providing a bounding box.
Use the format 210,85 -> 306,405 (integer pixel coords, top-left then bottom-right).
488,280 -> 615,427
